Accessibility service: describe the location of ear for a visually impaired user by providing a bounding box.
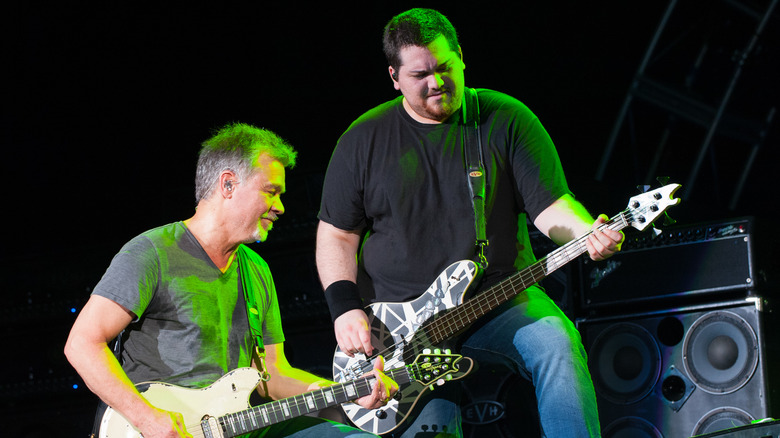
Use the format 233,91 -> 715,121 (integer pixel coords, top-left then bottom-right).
219,171 -> 238,198
388,66 -> 401,91
458,45 -> 465,70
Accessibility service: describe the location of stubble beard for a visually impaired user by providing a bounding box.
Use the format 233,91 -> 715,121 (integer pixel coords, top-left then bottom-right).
422,88 -> 462,122
253,214 -> 277,243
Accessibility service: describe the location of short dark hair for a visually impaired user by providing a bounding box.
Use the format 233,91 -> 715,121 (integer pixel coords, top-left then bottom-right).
195,122 -> 297,202
382,8 -> 459,73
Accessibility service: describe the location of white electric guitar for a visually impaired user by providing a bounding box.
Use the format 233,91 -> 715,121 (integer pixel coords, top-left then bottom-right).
332,183 -> 682,435
98,350 -> 472,437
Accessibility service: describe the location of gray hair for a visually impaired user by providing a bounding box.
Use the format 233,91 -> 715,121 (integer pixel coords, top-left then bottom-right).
194,122 -> 297,202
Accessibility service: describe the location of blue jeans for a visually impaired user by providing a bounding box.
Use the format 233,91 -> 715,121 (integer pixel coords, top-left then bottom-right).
249,416 -> 379,437
387,286 -> 600,438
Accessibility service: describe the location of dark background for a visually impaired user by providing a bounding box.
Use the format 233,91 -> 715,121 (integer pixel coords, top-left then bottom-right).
2,1 -> 778,436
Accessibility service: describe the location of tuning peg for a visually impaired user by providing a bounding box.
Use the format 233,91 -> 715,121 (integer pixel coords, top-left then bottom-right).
651,227 -> 663,238
637,184 -> 651,193
656,176 -> 671,186
423,348 -> 431,354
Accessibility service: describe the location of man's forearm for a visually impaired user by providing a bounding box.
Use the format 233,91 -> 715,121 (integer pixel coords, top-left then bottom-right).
533,194 -> 595,245
65,338 -> 156,428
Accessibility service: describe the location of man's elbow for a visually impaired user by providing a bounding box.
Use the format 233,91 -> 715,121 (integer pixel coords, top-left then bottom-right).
63,330 -> 81,367
63,327 -> 94,371
64,346 -> 81,379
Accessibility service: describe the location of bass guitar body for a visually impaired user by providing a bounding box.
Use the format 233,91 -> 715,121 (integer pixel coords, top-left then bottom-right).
332,260 -> 478,435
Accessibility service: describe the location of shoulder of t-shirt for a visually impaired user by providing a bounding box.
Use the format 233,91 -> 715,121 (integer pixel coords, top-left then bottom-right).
474,88 -> 535,115
137,222 -> 181,240
119,222 -> 181,252
343,96 -> 404,132
237,244 -> 270,271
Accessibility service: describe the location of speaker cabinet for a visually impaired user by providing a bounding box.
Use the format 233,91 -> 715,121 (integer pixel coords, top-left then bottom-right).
577,299 -> 771,438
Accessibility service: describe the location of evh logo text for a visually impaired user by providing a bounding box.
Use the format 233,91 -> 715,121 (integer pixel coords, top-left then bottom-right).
462,401 -> 505,425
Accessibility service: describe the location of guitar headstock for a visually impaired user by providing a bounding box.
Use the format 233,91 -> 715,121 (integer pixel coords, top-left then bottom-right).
625,183 -> 682,231
409,349 -> 473,389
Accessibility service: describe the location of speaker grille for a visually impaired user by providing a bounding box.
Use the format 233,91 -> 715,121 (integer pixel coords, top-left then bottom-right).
683,310 -> 758,394
691,406 -> 755,436
589,323 -> 661,405
602,416 -> 663,438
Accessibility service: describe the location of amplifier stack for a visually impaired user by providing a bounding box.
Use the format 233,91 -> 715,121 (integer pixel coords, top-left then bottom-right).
574,217 -> 776,438
578,217 -> 756,313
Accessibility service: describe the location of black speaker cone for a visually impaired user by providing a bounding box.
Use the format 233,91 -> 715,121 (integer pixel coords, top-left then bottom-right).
603,416 -> 663,438
589,323 -> 661,404
683,310 -> 758,394
691,407 -> 754,436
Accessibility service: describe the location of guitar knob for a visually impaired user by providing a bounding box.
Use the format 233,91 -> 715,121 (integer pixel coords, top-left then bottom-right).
375,409 -> 387,419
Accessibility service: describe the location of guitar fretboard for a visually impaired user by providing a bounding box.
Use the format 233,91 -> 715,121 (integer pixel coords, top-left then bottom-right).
423,210 -> 634,345
214,366 -> 412,437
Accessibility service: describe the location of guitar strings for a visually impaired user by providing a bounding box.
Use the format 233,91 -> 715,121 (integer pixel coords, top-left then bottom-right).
177,375 -> 386,437
424,207 -> 640,344
425,209 -> 635,344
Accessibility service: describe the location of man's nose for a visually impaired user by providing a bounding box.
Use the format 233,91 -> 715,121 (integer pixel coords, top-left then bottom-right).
273,197 -> 285,215
428,72 -> 445,89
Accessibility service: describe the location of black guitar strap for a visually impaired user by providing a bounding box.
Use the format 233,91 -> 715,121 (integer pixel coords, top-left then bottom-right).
462,87 -> 489,270
237,246 -> 271,382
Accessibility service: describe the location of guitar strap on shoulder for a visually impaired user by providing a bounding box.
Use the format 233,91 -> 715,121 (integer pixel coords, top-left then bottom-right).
462,87 -> 489,270
236,246 -> 271,382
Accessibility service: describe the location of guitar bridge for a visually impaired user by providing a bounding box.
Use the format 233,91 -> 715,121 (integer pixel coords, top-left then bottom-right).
339,359 -> 372,381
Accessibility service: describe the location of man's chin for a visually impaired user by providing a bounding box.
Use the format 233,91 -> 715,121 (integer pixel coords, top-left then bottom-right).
414,100 -> 449,121
429,106 -> 457,122
429,97 -> 461,121
253,228 -> 270,243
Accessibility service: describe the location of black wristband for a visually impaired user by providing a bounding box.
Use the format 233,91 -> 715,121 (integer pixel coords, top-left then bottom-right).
324,280 -> 363,322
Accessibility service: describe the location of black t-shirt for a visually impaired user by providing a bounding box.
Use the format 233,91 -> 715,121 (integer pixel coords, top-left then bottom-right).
319,88 -> 572,303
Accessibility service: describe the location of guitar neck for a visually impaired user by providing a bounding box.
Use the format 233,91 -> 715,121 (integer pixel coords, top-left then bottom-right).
215,367 -> 411,437
425,210 -> 631,344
